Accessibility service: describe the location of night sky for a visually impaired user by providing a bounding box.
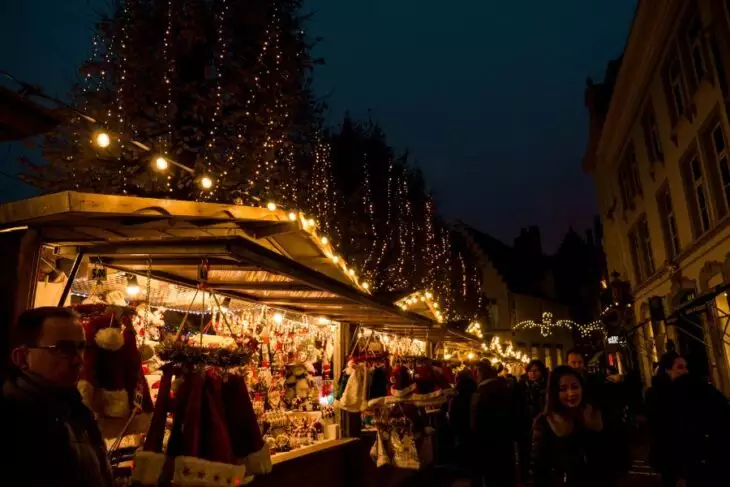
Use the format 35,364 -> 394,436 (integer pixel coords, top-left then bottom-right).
1,0 -> 636,252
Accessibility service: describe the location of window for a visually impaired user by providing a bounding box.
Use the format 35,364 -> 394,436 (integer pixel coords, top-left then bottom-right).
531,346 -> 539,360
657,185 -> 681,259
686,14 -> 707,86
686,155 -> 712,234
556,345 -> 564,366
642,104 -> 664,163
543,346 -> 553,370
664,55 -> 687,122
618,145 -> 642,209
628,215 -> 655,283
710,123 -> 730,209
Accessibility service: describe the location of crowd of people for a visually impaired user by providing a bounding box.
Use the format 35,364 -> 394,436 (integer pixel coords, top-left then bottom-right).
1,306 -> 730,487
446,349 -> 730,487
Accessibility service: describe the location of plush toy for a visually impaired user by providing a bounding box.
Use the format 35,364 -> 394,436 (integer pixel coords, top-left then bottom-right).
76,306 -> 153,422
284,363 -> 312,406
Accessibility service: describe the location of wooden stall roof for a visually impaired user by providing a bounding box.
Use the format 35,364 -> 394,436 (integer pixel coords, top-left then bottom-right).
0,192 -> 432,329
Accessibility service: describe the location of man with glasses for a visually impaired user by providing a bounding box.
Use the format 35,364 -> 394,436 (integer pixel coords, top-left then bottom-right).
1,307 -> 113,487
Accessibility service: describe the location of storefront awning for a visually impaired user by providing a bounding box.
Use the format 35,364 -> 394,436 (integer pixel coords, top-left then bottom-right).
0,192 -> 432,329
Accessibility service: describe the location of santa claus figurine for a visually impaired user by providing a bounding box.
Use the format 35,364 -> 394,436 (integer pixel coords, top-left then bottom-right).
77,306 -> 153,425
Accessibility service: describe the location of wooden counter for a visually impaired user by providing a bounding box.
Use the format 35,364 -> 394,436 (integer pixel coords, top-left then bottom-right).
253,438 -> 362,487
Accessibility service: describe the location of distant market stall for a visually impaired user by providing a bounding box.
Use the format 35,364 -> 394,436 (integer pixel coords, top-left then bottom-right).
0,191 -> 434,487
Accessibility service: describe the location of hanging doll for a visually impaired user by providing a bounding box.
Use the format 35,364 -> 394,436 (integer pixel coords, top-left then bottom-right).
76,305 -> 154,438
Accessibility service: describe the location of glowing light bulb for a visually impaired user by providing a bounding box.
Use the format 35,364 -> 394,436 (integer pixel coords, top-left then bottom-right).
266,202 -> 277,211
126,275 -> 140,297
362,282 -> 370,290
307,218 -> 315,227
433,302 -> 439,309
200,176 -> 213,189
468,352 -> 475,360
320,236 -> 328,245
95,131 -> 111,148
155,156 -> 169,170
444,354 -> 451,360
348,268 -> 355,276
425,291 -> 432,299
272,313 -> 284,324
331,255 -> 339,264
288,212 -> 297,221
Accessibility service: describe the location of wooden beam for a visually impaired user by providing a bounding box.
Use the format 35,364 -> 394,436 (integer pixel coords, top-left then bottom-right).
210,281 -> 313,291
99,257 -> 251,269
82,239 -> 234,257
241,222 -> 299,240
255,297 -> 351,305
227,239 -> 432,327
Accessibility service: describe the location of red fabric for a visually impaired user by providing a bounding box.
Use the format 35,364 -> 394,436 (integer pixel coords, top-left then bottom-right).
143,367 -> 174,452
181,373 -> 205,457
222,374 -> 265,457
200,372 -> 235,464
414,365 -> 438,394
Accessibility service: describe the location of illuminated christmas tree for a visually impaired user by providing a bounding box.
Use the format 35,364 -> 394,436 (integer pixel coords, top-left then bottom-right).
25,0 -> 318,204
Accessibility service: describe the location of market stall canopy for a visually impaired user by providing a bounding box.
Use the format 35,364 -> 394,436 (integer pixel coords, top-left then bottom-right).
0,192 -> 432,329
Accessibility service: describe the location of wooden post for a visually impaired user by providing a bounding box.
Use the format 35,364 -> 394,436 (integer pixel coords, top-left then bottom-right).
0,229 -> 41,381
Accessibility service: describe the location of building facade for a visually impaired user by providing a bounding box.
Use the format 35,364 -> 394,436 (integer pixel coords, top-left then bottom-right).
583,0 -> 730,392
457,224 -> 575,369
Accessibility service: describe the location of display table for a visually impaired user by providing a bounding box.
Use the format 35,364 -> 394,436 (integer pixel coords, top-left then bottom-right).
253,438 -> 361,486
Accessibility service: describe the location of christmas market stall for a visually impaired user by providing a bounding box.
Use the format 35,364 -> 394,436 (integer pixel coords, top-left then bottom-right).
0,191 -> 434,487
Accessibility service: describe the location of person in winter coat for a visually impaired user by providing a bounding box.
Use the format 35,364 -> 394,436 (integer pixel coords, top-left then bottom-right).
0,307 -> 113,487
516,360 -> 548,483
647,351 -> 730,487
448,369 -> 477,473
529,365 -> 624,487
471,360 -> 517,487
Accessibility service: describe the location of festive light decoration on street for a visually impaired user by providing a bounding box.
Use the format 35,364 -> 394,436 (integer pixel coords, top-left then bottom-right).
395,290 -> 444,323
515,312 -> 573,337
200,176 -> 214,190
515,312 -> 606,339
465,321 -> 483,339
488,336 -> 530,364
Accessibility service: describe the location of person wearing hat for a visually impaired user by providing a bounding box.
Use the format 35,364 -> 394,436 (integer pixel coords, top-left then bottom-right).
470,360 -> 517,487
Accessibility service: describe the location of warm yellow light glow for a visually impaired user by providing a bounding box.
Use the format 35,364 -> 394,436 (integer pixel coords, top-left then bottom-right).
307,218 -> 315,227
288,212 -> 297,221
266,202 -> 277,211
362,282 -> 370,290
95,131 -> 111,148
468,352 -> 475,360
272,313 -> 284,324
348,268 -> 355,276
444,354 -> 451,360
317,317 -> 331,325
155,156 -> 169,170
320,236 -> 328,245
331,255 -> 339,264
433,302 -> 439,309
200,176 -> 213,189
425,291 -> 432,299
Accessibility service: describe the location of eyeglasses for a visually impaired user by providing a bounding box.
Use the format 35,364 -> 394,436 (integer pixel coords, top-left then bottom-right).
28,340 -> 88,357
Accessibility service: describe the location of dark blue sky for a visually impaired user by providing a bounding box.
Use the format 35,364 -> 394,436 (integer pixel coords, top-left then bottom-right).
0,0 -> 636,251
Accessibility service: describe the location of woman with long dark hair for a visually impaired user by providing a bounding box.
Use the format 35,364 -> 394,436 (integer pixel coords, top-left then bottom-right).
529,366 -> 622,487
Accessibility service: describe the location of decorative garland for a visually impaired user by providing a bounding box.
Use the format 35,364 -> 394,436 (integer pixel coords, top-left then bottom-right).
156,341 -> 254,367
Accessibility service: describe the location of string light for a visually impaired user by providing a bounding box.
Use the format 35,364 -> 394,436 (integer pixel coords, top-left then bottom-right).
200,176 -> 213,190
515,312 -> 602,338
465,321 -> 483,339
94,131 -> 111,148
267,202 -> 277,211
154,156 -> 169,171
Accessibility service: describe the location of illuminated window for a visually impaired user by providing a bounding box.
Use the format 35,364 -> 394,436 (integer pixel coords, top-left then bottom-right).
543,346 -> 553,370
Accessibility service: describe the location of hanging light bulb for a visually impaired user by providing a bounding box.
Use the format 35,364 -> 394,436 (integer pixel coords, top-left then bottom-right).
320,236 -> 328,245
200,176 -> 213,189
272,312 -> 284,324
467,352 -> 475,360
362,282 -> 370,290
94,131 -> 111,148
288,212 -> 297,221
154,156 -> 169,171
266,202 -> 277,211
331,255 -> 339,264
126,275 -> 140,297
